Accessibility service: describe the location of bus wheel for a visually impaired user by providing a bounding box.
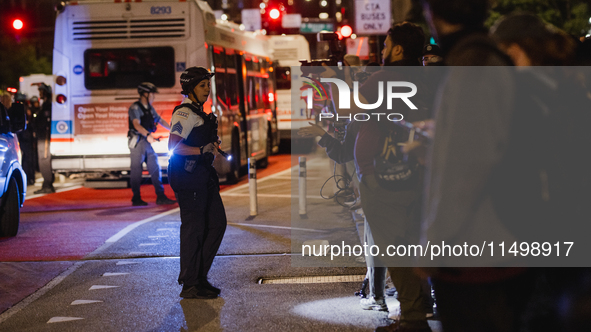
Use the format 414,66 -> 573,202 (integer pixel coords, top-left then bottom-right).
0,178 -> 20,237
226,132 -> 241,184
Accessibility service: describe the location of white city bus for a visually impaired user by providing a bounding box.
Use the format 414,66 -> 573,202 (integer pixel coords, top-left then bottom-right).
268,35 -> 310,142
52,0 -> 278,182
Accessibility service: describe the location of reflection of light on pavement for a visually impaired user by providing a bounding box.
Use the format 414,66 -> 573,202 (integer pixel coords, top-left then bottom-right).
292,296 -> 399,327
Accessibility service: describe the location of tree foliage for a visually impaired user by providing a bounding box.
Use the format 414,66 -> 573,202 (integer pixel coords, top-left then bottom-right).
0,36 -> 51,90
487,0 -> 591,36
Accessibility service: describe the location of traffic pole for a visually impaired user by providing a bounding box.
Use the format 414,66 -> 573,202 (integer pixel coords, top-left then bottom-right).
299,156 -> 307,218
248,158 -> 258,216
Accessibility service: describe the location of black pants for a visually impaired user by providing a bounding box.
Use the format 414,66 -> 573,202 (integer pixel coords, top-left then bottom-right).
176,180 -> 227,287
36,136 -> 53,189
129,138 -> 164,200
19,140 -> 36,185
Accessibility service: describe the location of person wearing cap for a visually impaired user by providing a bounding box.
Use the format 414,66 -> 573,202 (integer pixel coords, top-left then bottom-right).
168,66 -> 226,299
128,82 -> 176,206
421,44 -> 444,66
34,83 -> 55,194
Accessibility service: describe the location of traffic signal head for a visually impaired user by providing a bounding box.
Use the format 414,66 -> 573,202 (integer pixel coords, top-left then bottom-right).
269,9 -> 280,20
12,19 -> 23,30
340,25 -> 352,38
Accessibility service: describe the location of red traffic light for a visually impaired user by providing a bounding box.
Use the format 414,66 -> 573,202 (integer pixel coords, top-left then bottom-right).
12,19 -> 24,30
341,25 -> 352,38
269,9 -> 280,20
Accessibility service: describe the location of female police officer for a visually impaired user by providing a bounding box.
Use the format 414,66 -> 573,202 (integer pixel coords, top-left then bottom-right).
168,66 -> 227,299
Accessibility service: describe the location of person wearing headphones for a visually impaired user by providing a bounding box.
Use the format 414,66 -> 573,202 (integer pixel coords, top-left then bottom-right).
128,82 -> 176,206
168,66 -> 226,299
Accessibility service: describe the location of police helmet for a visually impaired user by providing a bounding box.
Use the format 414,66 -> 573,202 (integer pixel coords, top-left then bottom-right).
137,82 -> 158,95
38,83 -> 52,96
15,92 -> 27,103
180,66 -> 214,95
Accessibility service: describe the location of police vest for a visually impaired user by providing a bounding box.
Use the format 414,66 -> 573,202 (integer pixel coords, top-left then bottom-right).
129,101 -> 157,133
171,102 -> 218,148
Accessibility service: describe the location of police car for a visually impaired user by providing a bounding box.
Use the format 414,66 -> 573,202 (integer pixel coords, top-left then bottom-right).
0,102 -> 27,237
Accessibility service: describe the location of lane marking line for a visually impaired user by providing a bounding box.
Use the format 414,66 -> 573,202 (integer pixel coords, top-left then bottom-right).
148,235 -> 169,239
138,243 -> 159,246
156,228 -> 177,232
89,285 -> 119,290
128,252 -> 147,255
227,222 -> 325,233
26,185 -> 83,200
102,273 -> 130,277
0,262 -> 85,324
105,208 -> 180,243
116,261 -> 139,265
71,300 -> 102,306
221,193 -> 323,199
221,166 -> 294,195
47,316 -> 84,323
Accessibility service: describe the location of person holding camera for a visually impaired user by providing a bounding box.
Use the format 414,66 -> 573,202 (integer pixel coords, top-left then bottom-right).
320,23 -> 432,332
168,66 -> 227,299
128,82 -> 176,206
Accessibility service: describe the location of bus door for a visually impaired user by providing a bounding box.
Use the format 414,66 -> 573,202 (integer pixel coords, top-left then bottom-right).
242,54 -> 268,161
234,51 -> 249,167
212,46 -> 244,165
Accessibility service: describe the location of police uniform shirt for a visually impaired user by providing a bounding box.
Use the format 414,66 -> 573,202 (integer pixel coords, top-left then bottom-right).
170,98 -> 204,139
128,102 -> 162,131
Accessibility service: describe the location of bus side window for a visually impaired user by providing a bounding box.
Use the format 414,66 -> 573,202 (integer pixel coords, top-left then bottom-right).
226,50 -> 238,107
256,77 -> 264,110
213,46 -> 225,69
276,67 -> 291,90
262,78 -> 270,109
248,76 -> 256,113
244,55 -> 253,72
215,72 -> 226,107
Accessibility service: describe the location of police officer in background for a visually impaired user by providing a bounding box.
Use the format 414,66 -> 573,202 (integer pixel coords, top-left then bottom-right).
128,82 -> 176,206
16,93 -> 36,186
168,67 -> 227,299
34,83 -> 55,194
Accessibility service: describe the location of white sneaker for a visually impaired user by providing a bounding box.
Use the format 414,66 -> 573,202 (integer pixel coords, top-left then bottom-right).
360,297 -> 388,311
388,309 -> 400,320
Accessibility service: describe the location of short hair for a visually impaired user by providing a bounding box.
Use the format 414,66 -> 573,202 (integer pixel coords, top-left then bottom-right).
423,0 -> 489,27
388,22 -> 425,60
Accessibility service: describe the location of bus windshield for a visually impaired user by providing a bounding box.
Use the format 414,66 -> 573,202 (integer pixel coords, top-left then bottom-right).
84,47 -> 175,90
275,66 -> 291,90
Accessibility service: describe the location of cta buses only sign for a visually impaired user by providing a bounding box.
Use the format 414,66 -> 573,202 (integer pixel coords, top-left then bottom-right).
355,0 -> 391,35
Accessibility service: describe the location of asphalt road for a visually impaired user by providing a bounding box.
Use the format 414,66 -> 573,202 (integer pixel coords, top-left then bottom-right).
0,154 -> 442,332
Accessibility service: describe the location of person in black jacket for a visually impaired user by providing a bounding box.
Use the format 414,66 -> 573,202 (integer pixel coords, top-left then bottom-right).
168,66 -> 227,299
34,84 -> 55,194
128,82 -> 176,206
17,95 -> 37,186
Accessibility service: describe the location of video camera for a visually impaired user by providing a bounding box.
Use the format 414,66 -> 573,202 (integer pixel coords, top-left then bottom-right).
300,32 -> 345,76
209,114 -> 230,159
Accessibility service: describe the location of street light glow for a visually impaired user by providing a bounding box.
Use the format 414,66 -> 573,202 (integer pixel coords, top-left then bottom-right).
13,19 -> 24,30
